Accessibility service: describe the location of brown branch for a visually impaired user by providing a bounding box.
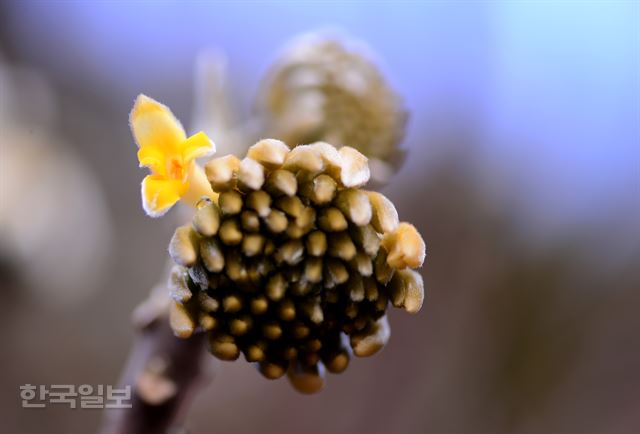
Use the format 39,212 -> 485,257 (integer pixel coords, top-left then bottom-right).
99,284 -> 213,434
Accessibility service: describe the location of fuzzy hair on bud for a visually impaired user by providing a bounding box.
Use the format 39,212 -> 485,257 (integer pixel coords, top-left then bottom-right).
381,222 -> 425,269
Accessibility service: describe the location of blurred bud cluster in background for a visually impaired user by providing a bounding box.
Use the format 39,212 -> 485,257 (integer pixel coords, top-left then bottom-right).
0,2 -> 638,434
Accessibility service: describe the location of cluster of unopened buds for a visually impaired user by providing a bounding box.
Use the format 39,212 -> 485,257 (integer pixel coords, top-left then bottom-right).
130,94 -> 426,393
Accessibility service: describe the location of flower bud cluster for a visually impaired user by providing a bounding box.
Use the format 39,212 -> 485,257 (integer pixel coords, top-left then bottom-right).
167,139 -> 425,393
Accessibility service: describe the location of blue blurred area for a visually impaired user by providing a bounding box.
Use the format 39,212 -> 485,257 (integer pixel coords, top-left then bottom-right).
3,4 -> 640,434
5,1 -> 639,231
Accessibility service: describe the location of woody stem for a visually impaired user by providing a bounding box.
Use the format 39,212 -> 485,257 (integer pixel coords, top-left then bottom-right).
98,318 -> 211,434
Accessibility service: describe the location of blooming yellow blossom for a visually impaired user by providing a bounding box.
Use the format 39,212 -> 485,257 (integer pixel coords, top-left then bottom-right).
130,94 -> 216,217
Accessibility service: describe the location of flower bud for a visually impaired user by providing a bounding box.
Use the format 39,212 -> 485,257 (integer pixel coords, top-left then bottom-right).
168,139 -> 425,393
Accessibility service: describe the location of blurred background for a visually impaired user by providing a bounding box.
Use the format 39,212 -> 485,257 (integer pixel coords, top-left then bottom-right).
0,1 -> 638,433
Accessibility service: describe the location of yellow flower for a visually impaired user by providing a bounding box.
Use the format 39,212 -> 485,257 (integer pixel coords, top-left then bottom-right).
130,94 -> 216,217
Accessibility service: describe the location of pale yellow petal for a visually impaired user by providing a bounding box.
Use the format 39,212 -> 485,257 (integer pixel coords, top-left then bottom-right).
130,94 -> 186,153
141,175 -> 187,218
182,131 -> 216,162
137,145 -> 166,176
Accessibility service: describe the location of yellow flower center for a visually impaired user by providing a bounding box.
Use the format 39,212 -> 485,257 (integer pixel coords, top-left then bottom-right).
168,157 -> 186,181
